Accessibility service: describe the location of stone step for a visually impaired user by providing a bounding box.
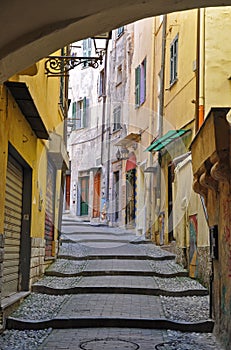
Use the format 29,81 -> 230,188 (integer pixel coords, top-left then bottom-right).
58,254 -> 176,261
31,285 -> 209,297
6,316 -> 214,333
45,269 -> 188,278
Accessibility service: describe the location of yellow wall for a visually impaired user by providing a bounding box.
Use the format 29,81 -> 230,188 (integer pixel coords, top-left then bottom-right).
0,85 -> 37,234
204,7 -> 231,116
164,10 -> 197,131
129,17 -> 154,143
0,49 -> 66,246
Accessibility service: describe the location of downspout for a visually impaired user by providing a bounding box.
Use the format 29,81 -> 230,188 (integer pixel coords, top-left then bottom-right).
196,8 -> 205,131
105,42 -> 111,221
197,9 -> 213,317
156,15 -> 167,228
101,40 -> 110,221
58,45 -> 70,244
146,19 -> 156,239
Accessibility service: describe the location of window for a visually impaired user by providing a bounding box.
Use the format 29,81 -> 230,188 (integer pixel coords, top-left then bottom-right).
113,106 -> 121,131
76,100 -> 83,129
98,69 -> 105,96
72,101 -> 77,130
82,38 -> 92,68
170,34 -> 178,86
72,97 -> 89,130
117,26 -> 124,38
135,57 -> 146,108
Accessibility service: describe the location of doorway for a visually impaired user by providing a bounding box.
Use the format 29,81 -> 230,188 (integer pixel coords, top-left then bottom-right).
114,171 -> 120,222
125,169 -> 136,227
80,177 -> 89,216
2,146 -> 32,298
93,172 -> 101,218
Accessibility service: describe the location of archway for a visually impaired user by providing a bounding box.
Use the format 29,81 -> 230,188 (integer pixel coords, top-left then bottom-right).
0,0 -> 230,82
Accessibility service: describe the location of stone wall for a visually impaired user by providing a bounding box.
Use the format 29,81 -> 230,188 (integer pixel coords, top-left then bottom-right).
175,246 -> 211,288
30,238 -> 46,286
196,247 -> 211,288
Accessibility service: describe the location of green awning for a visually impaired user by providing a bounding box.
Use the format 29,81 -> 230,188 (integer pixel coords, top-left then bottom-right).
145,129 -> 191,152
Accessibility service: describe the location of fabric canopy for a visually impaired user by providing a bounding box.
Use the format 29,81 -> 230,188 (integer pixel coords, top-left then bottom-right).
145,129 -> 190,152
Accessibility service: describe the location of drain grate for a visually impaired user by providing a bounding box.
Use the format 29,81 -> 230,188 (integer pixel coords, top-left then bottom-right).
80,337 -> 140,350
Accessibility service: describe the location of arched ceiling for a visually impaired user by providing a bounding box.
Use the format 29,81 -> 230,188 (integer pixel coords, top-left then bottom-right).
0,0 -> 230,83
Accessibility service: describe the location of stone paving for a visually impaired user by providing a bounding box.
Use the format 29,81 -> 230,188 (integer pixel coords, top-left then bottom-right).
0,215 -> 225,350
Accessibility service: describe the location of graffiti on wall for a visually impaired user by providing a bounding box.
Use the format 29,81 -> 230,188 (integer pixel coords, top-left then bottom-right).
223,198 -> 231,278
189,214 -> 198,279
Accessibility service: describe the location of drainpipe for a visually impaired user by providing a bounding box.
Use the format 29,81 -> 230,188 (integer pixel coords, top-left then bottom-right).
196,8 -> 205,131
100,40 -> 110,221
58,45 -> 70,244
156,15 -> 167,231
146,19 -> 156,239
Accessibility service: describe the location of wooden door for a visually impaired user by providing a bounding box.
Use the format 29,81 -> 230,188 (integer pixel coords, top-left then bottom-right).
93,172 -> 101,218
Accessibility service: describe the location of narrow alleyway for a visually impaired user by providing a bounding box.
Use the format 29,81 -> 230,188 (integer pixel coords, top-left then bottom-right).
0,215 -> 224,350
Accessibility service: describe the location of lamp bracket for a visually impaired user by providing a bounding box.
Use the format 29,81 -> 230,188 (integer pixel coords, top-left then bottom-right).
45,54 -> 104,76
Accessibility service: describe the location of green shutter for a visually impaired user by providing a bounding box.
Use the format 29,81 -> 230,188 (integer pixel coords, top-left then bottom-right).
82,97 -> 89,128
72,102 -> 77,129
144,58 -> 146,101
135,66 -> 140,107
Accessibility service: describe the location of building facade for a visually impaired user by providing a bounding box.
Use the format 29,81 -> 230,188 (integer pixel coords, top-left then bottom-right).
0,51 -> 69,325
67,37 -> 110,223
66,8 -> 231,349
145,7 -> 231,349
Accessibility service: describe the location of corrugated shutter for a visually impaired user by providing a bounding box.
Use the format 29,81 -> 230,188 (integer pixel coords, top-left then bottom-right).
2,157 -> 23,298
45,159 -> 56,257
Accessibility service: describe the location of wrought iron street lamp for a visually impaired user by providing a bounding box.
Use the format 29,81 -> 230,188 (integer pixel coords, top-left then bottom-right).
45,32 -> 111,76
116,146 -> 129,160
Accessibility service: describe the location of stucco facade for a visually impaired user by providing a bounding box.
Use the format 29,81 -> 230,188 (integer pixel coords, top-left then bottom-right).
0,52 -> 68,323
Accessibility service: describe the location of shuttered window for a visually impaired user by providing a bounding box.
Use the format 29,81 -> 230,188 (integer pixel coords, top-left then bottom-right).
140,58 -> 146,104
82,38 -> 92,68
113,106 -> 121,131
73,97 -> 89,129
135,66 -> 140,107
170,34 -> 178,86
135,57 -> 146,107
98,69 -> 105,97
72,101 -> 77,130
82,97 -> 87,128
117,26 -> 124,38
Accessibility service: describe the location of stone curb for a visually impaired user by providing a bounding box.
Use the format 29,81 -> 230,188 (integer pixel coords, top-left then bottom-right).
6,317 -> 214,333
62,239 -> 133,244
31,285 -> 209,297
45,270 -> 188,278
58,254 -> 176,261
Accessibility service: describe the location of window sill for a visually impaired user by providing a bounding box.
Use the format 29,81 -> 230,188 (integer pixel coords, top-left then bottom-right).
169,78 -> 178,89
112,127 -> 122,134
135,100 -> 146,109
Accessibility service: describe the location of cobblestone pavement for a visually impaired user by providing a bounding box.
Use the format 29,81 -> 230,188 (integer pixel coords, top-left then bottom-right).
0,215 -> 225,350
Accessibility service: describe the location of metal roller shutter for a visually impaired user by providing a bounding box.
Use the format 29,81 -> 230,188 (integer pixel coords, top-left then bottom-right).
45,159 -> 56,257
2,157 -> 23,298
